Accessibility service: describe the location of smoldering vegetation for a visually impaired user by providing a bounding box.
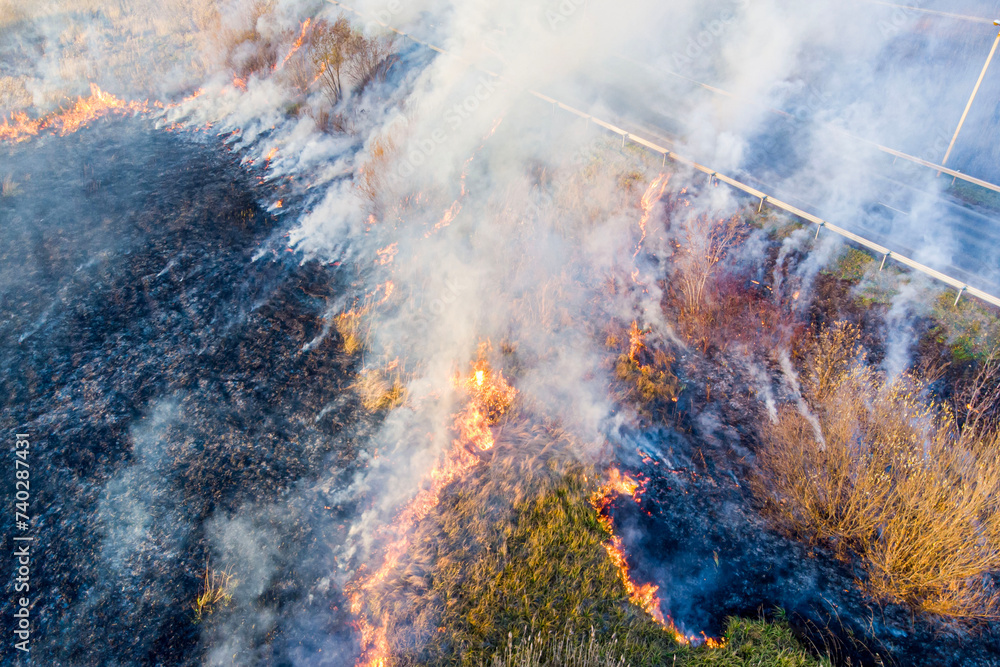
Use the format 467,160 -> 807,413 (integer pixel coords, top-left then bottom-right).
3,0 -> 1000,665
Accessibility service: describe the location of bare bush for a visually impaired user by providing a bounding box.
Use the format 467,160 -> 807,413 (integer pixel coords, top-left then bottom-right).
671,213 -> 748,314
344,29 -> 396,93
755,323 -> 1000,618
213,0 -> 278,79
311,16 -> 352,106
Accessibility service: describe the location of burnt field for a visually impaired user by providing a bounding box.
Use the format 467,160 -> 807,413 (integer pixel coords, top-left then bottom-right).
0,117 -> 370,665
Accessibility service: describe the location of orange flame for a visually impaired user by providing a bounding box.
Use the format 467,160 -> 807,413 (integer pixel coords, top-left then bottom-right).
426,199 -> 462,237
349,354 -> 517,666
590,468 -> 725,649
264,147 -> 279,168
0,84 -> 148,144
376,243 -> 398,266
634,173 -> 669,258
277,19 -> 312,70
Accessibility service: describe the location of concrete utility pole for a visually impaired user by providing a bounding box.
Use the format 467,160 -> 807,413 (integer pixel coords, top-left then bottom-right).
939,20 -> 1000,172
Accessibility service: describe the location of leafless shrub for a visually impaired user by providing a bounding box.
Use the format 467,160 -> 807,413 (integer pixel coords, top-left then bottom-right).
671,213 -> 748,314
311,16 -> 353,106
212,0 -> 278,79
344,30 -> 396,94
955,346 -> 1000,435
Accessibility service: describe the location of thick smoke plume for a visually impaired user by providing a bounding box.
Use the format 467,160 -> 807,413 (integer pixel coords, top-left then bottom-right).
5,0 -> 1000,663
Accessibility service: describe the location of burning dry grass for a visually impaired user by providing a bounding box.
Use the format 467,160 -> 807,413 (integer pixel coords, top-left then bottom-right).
607,321 -> 680,419
356,369 -> 406,412
0,83 -> 149,144
755,322 -> 1000,618
354,423 -> 827,666
336,310 -> 367,355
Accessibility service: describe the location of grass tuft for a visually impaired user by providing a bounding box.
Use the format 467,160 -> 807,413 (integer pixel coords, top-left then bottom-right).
192,564 -> 235,623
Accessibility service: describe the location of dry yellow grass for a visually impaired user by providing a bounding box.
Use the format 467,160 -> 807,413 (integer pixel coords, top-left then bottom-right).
610,321 -> 680,417
356,369 -> 406,412
192,564 -> 235,622
755,323 -> 1000,618
335,310 -> 366,355
356,132 -> 399,214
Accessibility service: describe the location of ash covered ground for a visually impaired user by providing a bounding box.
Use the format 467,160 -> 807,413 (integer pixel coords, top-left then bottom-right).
0,117 -> 374,665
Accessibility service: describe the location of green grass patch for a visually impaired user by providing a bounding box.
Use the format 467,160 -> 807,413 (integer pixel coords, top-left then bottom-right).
676,616 -> 830,667
823,247 -> 875,284
930,291 -> 1000,362
485,614 -> 829,667
947,180 -> 1000,213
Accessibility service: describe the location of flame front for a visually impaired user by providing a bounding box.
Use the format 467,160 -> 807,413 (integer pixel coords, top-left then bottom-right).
349,355 -> 516,666
634,173 -> 669,258
277,19 -> 312,70
590,468 -> 725,649
0,83 -> 148,144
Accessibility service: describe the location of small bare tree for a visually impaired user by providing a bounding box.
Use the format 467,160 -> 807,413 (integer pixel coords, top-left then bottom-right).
312,16 -> 354,106
312,16 -> 396,107
672,213 -> 747,313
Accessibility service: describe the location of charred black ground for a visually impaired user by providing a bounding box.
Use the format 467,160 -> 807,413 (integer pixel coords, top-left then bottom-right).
0,118 -> 367,665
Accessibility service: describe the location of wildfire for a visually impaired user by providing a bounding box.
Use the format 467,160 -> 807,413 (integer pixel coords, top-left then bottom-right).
427,199 -> 462,237
277,19 -> 313,70
590,467 -> 725,649
634,173 -> 669,258
0,83 -> 148,144
375,242 -> 398,266
627,320 -> 647,364
348,353 -> 517,666
264,147 -> 279,168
